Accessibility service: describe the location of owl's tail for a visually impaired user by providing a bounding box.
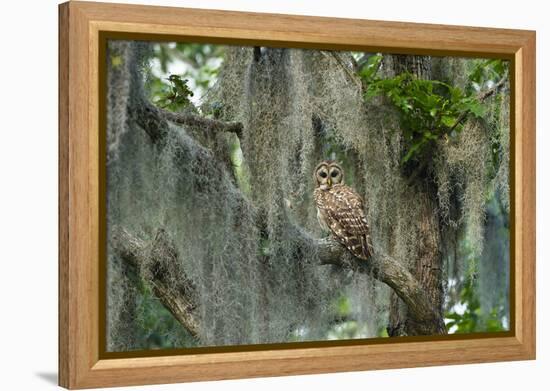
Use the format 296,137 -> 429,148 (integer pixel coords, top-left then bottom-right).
360,234 -> 374,260
345,234 -> 373,261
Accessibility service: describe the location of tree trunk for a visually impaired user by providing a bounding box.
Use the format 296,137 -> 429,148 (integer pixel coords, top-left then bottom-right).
387,56 -> 446,336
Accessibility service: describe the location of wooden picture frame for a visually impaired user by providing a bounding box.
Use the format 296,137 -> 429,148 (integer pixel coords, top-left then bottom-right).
59,1 -> 536,389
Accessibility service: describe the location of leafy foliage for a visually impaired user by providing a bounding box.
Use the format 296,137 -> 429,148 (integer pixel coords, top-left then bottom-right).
155,43 -> 224,89
467,59 -> 507,94
445,279 -> 506,334
443,190 -> 510,335
153,74 -> 194,111
147,43 -> 224,112
360,56 -> 506,164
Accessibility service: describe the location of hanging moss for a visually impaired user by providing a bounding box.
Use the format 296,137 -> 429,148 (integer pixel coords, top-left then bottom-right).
105,41 -> 511,350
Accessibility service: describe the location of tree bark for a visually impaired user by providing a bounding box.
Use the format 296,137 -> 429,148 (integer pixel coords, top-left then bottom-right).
112,227 -> 200,339
387,55 -> 446,336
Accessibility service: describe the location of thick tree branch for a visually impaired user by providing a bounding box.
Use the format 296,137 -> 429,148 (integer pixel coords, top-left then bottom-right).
131,96 -> 246,186
478,75 -> 508,100
300,232 -> 445,332
112,227 -> 200,339
113,224 -> 445,339
132,98 -> 243,143
162,109 -> 243,138
320,51 -> 363,90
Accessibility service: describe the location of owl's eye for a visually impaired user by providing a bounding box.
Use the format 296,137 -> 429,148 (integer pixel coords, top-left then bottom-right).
319,171 -> 328,178
331,170 -> 339,178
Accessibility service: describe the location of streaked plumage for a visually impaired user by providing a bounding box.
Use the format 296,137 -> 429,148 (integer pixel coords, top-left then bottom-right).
313,161 -> 373,260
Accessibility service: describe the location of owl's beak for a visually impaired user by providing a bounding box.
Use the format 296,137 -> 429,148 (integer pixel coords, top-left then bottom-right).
327,178 -> 332,186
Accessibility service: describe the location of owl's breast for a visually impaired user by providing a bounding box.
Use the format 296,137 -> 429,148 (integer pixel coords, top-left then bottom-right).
316,207 -> 330,232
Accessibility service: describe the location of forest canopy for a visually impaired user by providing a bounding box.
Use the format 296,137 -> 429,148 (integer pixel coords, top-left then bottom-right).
106,41 -> 510,351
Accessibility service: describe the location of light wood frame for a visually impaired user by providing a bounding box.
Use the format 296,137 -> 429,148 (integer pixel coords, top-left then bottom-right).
59,1 -> 536,389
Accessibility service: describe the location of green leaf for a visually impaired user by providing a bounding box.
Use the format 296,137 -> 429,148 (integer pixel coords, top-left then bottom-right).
359,54 -> 383,82
441,115 -> 457,127
468,100 -> 486,117
401,138 -> 426,163
361,63 -> 499,168
110,55 -> 123,68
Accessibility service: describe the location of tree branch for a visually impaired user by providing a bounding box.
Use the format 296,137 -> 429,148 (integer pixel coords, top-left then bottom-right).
132,98 -> 243,143
111,227 -> 201,339
321,51 -> 363,91
113,224 -> 445,339
448,74 -> 508,133
162,109 -> 243,138
299,231 -> 445,331
478,75 -> 508,100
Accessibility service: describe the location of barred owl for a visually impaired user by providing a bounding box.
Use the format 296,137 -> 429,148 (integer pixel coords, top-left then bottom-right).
313,161 -> 373,260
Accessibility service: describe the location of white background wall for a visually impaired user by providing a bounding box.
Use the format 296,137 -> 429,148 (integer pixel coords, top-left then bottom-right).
0,0 -> 546,389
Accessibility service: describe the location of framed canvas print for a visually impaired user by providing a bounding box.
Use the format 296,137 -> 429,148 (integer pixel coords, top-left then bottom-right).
58,1 -> 536,389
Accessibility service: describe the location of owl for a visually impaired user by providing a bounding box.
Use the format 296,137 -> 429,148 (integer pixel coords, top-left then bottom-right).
313,161 -> 374,260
